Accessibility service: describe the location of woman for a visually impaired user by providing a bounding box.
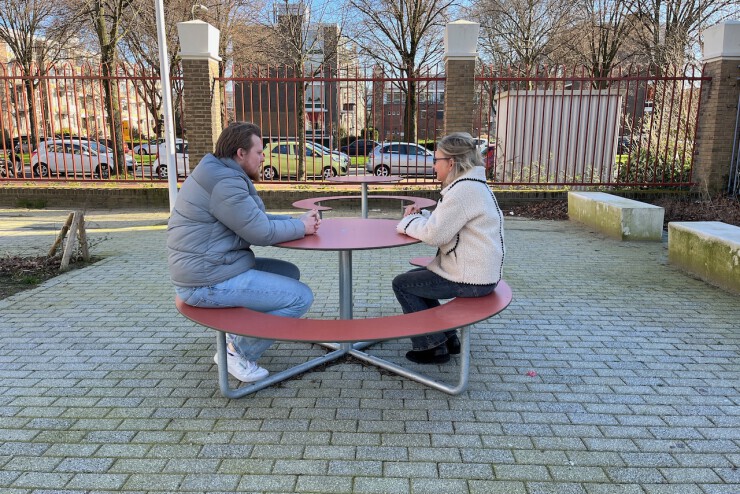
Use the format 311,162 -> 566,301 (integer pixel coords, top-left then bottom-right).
393,132 -> 506,364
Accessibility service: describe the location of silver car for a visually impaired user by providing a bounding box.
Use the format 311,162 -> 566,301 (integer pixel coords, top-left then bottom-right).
366,142 -> 435,177
30,139 -> 133,178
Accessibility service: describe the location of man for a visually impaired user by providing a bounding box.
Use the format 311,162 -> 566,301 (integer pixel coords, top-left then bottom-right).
167,122 -> 320,382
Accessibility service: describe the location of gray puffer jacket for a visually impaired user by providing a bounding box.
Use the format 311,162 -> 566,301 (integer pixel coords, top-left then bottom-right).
167,153 -> 305,287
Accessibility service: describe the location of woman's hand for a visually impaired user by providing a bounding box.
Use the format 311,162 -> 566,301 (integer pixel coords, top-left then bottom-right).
300,210 -> 321,235
403,205 -> 420,217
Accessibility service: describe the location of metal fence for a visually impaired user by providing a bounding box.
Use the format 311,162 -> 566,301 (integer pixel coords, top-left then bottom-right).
1,61 -> 708,188
0,62 -> 185,182
476,64 -> 708,187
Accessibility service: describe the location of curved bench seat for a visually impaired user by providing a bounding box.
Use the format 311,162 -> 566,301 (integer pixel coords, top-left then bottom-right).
176,281 -> 512,398
292,195 -> 437,215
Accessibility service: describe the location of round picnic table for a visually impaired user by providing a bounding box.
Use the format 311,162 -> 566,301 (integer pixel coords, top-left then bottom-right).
277,217 -> 420,321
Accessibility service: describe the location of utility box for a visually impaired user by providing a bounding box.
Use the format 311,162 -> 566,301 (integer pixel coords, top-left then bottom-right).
494,90 -> 623,183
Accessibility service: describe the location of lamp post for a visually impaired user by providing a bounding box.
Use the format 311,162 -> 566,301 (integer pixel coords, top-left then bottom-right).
154,0 -> 178,210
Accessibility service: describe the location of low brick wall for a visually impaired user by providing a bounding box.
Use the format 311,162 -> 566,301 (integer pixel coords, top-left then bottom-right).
0,185 -> 568,211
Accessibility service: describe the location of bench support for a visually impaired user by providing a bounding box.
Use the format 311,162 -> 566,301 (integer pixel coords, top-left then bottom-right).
216,328 -> 473,398
177,282 -> 512,399
215,331 -> 354,399
347,326 -> 471,395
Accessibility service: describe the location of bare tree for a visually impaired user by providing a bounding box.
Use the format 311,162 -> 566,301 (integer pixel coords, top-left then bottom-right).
469,0 -> 577,71
574,0 -> 638,85
349,0 -> 454,143
72,0 -> 137,163
119,0 -> 263,140
633,0 -> 736,69
0,0 -> 83,145
119,0 -> 193,139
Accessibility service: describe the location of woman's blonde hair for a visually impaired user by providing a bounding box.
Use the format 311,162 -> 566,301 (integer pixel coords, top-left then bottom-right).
436,132 -> 483,184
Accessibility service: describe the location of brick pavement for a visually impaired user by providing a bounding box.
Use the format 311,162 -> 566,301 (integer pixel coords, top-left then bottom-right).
0,206 -> 738,494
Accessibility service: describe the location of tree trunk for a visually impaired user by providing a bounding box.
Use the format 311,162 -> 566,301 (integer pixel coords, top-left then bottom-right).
100,51 -> 125,174
295,64 -> 306,180
403,62 -> 418,143
23,75 -> 39,146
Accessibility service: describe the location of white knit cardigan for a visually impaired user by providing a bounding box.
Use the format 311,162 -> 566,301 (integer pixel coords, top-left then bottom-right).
396,166 -> 505,285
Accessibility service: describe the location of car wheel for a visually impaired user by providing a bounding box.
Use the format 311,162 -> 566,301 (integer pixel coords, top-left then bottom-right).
373,164 -> 391,176
96,164 -> 110,179
157,165 -> 167,180
322,166 -> 337,180
262,166 -> 278,180
33,163 -> 49,178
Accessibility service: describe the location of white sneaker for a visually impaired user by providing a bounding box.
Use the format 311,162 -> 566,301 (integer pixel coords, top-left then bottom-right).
213,349 -> 269,383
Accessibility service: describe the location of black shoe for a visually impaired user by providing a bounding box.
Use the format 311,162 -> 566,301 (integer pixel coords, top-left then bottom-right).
446,335 -> 461,355
406,344 -> 450,364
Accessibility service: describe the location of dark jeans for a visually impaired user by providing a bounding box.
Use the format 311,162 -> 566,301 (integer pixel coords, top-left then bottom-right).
392,267 -> 496,350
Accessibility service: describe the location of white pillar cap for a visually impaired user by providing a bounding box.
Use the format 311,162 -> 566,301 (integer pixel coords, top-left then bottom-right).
702,20 -> 740,62
444,20 -> 479,61
177,20 -> 221,61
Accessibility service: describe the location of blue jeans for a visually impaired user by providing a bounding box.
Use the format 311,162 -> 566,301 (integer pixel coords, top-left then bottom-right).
175,258 -> 313,361
392,268 -> 496,351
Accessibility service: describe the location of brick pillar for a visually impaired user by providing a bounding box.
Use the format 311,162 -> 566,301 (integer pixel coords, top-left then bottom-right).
177,20 -> 222,170
443,21 -> 479,135
693,21 -> 740,194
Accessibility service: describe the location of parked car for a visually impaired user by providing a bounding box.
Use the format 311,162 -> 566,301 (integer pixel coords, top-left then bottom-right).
95,138 -> 130,154
365,142 -> 435,177
82,140 -> 137,174
473,138 -> 488,154
30,139 -> 134,178
340,139 -> 380,157
152,142 -> 189,179
262,140 -> 347,180
309,142 -> 351,168
482,144 -> 496,180
133,138 -> 186,156
133,139 -> 163,155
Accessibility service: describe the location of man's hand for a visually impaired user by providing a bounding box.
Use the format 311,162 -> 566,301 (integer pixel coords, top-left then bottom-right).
300,209 -> 321,235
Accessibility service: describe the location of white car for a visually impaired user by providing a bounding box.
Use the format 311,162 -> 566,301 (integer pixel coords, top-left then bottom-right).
152,141 -> 189,179
365,142 -> 435,177
30,139 -> 136,178
133,137 -> 186,155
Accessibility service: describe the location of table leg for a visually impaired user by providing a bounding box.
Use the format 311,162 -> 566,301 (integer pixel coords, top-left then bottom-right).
361,183 -> 369,218
339,250 -> 353,320
338,249 -> 353,351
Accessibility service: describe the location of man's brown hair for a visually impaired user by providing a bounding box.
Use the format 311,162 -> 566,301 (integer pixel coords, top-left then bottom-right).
214,122 -> 262,159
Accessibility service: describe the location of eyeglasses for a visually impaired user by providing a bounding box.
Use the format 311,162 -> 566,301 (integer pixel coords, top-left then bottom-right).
432,157 -> 452,164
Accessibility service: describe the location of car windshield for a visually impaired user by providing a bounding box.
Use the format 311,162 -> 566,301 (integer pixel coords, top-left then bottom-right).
307,142 -> 330,153
304,143 -> 327,155
85,142 -> 110,153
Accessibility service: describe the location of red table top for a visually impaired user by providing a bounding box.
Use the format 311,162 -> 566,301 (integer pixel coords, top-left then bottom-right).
277,217 -> 420,251
326,175 -> 402,185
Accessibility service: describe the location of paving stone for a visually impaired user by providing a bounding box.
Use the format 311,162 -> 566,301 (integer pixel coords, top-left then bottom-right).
352,476 -> 409,494
294,474 -> 353,493
1,209 -> 738,494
